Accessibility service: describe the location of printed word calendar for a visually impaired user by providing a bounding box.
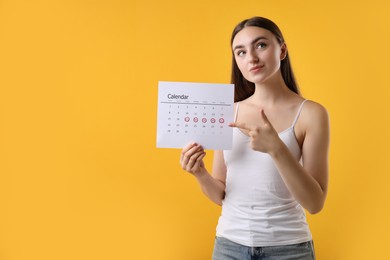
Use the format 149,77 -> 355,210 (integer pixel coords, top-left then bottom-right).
156,81 -> 234,149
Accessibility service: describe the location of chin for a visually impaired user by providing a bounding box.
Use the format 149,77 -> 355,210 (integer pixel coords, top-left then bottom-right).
250,77 -> 268,85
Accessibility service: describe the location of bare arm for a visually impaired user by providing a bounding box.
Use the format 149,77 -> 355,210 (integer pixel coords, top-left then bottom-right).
269,103 -> 329,214
230,102 -> 330,214
180,143 -> 226,205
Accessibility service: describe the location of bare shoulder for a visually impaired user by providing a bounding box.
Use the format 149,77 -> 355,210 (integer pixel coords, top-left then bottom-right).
300,100 -> 330,135
303,100 -> 328,121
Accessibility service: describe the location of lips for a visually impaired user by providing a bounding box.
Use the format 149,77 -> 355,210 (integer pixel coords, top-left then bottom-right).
249,65 -> 263,72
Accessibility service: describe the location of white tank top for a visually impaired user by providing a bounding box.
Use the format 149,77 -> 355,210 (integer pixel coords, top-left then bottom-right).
216,100 -> 312,247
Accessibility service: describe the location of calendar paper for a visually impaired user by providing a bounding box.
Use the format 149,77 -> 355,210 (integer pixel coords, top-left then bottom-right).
156,81 -> 234,150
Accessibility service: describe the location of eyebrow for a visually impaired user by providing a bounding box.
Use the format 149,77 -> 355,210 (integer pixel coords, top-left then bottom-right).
233,36 -> 269,51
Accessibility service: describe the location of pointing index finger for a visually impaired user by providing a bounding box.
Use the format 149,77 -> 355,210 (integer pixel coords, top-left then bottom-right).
229,121 -> 251,131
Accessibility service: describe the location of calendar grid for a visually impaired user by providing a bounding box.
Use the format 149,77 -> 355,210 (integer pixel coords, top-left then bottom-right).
160,101 -> 231,106
156,81 -> 234,149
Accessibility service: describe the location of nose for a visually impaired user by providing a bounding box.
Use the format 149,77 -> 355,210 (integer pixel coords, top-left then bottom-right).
248,49 -> 259,63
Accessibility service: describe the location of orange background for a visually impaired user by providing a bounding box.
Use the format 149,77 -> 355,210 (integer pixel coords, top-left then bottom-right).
1,0 -> 389,259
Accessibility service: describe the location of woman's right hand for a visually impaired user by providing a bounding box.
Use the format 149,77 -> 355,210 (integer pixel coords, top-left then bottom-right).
180,142 -> 206,176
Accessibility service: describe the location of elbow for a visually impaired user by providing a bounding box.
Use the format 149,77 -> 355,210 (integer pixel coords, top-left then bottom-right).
213,194 -> 225,206
306,188 -> 327,214
307,199 -> 325,215
215,196 -> 225,206
211,198 -> 223,206
307,206 -> 322,215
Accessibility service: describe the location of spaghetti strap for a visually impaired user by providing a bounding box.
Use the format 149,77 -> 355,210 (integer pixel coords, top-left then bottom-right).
291,100 -> 308,127
233,102 -> 240,123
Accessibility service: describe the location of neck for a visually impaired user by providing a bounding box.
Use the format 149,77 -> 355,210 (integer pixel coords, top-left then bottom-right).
249,75 -> 291,106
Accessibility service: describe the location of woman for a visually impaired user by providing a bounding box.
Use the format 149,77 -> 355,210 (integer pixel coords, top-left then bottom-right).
180,17 -> 329,260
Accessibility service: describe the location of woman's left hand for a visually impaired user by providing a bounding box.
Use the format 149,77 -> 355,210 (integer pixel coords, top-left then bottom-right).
229,109 -> 282,154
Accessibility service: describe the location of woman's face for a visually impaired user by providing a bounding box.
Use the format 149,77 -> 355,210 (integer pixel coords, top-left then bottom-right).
232,26 -> 286,85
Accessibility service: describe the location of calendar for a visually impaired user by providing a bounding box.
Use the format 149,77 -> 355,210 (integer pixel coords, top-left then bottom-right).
156,81 -> 234,150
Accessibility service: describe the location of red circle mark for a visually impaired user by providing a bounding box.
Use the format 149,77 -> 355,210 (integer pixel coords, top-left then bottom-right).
184,117 -> 190,122
193,117 -> 199,123
202,118 -> 207,123
219,118 -> 225,123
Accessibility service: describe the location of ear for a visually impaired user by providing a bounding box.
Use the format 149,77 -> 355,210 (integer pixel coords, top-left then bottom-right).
280,43 -> 287,60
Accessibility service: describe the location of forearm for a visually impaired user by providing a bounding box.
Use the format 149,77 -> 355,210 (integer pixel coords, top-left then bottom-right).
194,169 -> 226,206
270,142 -> 326,214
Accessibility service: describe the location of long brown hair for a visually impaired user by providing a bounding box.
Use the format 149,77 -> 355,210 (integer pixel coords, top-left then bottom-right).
231,17 -> 300,102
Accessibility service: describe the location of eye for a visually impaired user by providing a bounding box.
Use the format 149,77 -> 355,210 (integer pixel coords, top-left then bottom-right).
236,50 -> 246,57
256,42 -> 267,49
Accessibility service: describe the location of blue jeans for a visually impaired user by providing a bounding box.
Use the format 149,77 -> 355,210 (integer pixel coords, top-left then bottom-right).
212,237 -> 316,260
